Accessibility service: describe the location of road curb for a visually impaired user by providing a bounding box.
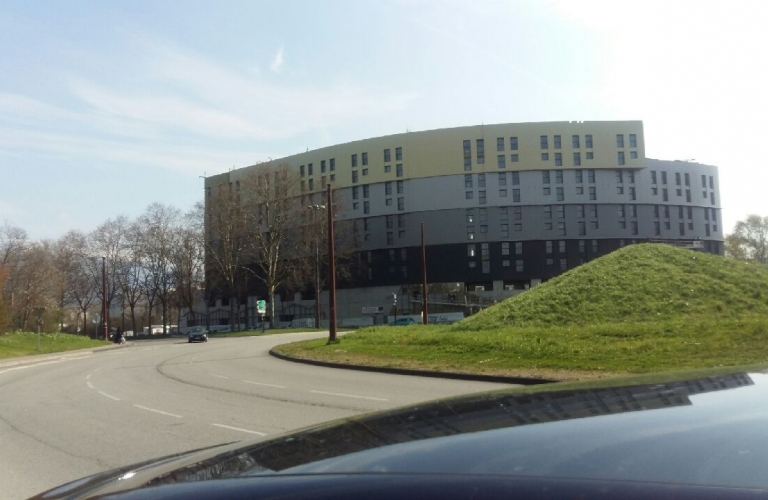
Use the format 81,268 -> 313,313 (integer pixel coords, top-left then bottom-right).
0,342 -> 134,369
269,349 -> 556,385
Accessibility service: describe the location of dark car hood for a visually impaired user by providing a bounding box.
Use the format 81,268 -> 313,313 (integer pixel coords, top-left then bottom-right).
30,367 -> 768,498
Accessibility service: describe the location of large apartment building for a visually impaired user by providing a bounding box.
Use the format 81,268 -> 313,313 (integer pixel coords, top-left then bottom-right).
203,121 -> 722,325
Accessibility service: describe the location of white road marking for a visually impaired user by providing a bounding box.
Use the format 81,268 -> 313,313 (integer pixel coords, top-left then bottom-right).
212,423 -> 266,436
0,365 -> 31,376
310,390 -> 388,401
208,373 -> 229,379
99,391 -> 120,401
139,347 -> 162,352
86,381 -> 94,389
133,405 -> 183,419
243,380 -> 286,389
86,372 -> 92,380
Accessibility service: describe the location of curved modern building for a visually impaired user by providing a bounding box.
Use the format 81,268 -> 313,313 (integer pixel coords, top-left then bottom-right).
204,121 -> 722,323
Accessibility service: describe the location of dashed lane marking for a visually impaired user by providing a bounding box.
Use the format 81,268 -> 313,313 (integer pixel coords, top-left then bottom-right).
133,404 -> 183,419
310,390 -> 388,401
208,373 -> 229,379
99,391 -> 121,401
211,423 -> 266,436
243,380 -> 286,389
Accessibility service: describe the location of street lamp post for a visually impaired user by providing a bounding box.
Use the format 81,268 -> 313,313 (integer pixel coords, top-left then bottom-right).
327,184 -> 338,343
307,205 -> 325,329
102,256 -> 108,341
421,222 -> 429,324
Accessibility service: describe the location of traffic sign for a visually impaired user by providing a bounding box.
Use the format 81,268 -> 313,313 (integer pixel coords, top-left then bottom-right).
257,300 -> 267,314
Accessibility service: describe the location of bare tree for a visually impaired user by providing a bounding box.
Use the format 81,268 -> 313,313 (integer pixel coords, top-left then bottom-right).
240,163 -> 303,327
119,222 -> 147,334
9,243 -> 58,331
172,205 -> 205,328
205,180 -> 252,329
728,215 -> 768,264
137,204 -> 180,334
89,216 -> 130,332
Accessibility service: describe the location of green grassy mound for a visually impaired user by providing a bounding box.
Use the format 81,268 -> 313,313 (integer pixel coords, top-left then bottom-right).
454,244 -> 768,331
0,332 -> 105,359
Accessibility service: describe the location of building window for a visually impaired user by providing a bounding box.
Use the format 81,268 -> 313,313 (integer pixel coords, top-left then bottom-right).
545,222 -> 553,230
560,258 -> 567,271
709,176 -> 714,189
515,242 -> 523,255
687,206 -> 693,219
468,244 -> 476,257
385,198 -> 392,206
397,181 -> 404,194
661,171 -> 667,184
468,261 -> 477,269
503,259 -> 510,267
363,201 -> 370,214
498,172 -> 507,186
362,168 -> 368,177
396,164 -> 403,177
618,151 -> 625,165
585,135 -> 593,148
702,174 -> 707,188
705,224 -> 711,237
558,222 -> 566,236
385,182 -> 392,196
631,220 -> 638,235
308,178 -> 314,190
543,187 -> 551,196
352,171 -> 358,183
654,221 -> 661,235
497,154 -> 506,169
578,221 -> 586,235
572,135 -> 580,148
510,154 -> 519,162
465,174 -> 473,188
482,261 -> 490,273
628,171 -> 635,184
510,137 -> 518,150
573,152 -> 581,166
542,171 -> 550,184
586,151 -> 594,160
575,169 -> 583,183
398,197 -> 405,210
476,139 -> 485,164
557,205 -> 565,219
652,171 -> 657,184
300,165 -> 305,176
663,188 -> 668,202
363,185 -> 369,198
514,223 -> 522,232
478,173 -> 486,188
500,189 -> 507,198
546,241 -> 553,254
617,134 -> 624,148
618,186 -> 626,195
384,149 -> 391,162
396,147 -> 403,161
555,170 -> 563,183
684,173 -> 690,187
679,222 -> 685,236
544,205 -> 552,219
351,154 -> 358,167
589,186 -> 596,200
591,220 -> 599,230
540,135 -> 548,149
497,137 -> 504,151
588,169 -> 595,183
479,191 -> 487,204
480,208 -> 488,222
513,206 -> 522,220
577,205 -> 585,218
591,240 -> 599,253
362,152 -> 368,166
512,189 -> 521,202
629,187 -> 636,200
502,242 -> 510,255
686,190 -> 691,202
329,158 -> 335,171
387,232 -> 394,245
467,228 -> 474,240
387,215 -> 394,229
629,134 -> 637,148
555,152 -> 562,166
576,186 -> 584,195
556,187 -> 564,201
630,151 -> 638,159
501,224 -> 509,238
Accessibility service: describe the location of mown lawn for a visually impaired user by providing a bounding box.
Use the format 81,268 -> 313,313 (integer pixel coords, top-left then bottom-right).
273,318 -> 768,381
0,332 -> 106,359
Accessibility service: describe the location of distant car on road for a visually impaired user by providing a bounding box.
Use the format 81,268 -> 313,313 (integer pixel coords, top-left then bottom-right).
390,317 -> 416,326
187,327 -> 208,343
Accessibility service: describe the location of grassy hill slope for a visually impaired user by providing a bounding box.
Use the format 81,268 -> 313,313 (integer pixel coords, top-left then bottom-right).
454,244 -> 768,331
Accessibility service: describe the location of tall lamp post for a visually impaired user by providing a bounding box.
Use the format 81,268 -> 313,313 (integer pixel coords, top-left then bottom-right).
102,256 -> 108,341
326,184 -> 338,343
306,204 -> 325,329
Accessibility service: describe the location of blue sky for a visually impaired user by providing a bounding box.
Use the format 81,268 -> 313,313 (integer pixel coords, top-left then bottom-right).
1,0 -> 766,239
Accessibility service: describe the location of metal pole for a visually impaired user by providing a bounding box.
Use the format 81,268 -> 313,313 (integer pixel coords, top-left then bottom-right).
102,256 -> 108,341
326,184 -> 337,342
315,233 -> 320,329
421,222 -> 428,324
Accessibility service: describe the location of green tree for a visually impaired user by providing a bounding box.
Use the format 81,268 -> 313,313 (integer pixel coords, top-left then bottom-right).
727,215 -> 768,263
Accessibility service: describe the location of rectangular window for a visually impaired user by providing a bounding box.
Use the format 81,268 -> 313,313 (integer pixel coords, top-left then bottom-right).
515,242 -> 523,255
478,173 -> 486,188
545,222 -> 553,231
497,154 -> 506,169
363,185 -> 369,198
589,186 -> 596,200
544,205 -> 552,219
384,149 -> 391,162
686,190 -> 691,202
362,168 -> 368,177
363,201 -> 370,214
542,153 -> 549,161
480,225 -> 488,234
498,172 -> 507,186
300,165 -> 305,176
558,222 -> 566,236
709,176 -> 714,189
702,174 -> 707,188
588,169 -> 595,183
628,172 -> 635,184
575,169 -> 583,183
630,151 -> 638,159
542,171 -> 550,184
664,206 -> 670,218
618,151 -> 625,166
585,135 -> 593,148
362,152 -> 368,166
557,205 -> 565,219
503,260 -> 510,267
540,135 -> 548,149
510,154 -> 519,162
514,223 -> 522,232
589,205 -> 597,218
321,160 -> 327,174
512,189 -> 521,202
501,224 -> 509,238
516,260 -> 524,272
386,216 -> 394,229
555,153 -> 562,167
465,191 -> 473,200
502,242 -> 510,255
577,205 -> 585,218
675,172 -> 681,186
398,197 -> 405,210
396,164 -> 403,177
480,208 -> 488,222
572,135 -> 580,148
591,220 -> 599,230
385,198 -> 392,206
479,191 -> 487,205
397,180 -> 404,194
396,147 -> 403,161
654,221 -> 661,235
546,240 -> 553,254
629,187 -> 636,200
387,233 -> 394,245
558,240 -> 566,253
499,189 -> 507,198
560,258 -> 567,271
543,187 -> 551,196
476,139 -> 485,164
705,224 -> 710,237
465,174 -> 473,188
512,172 -> 520,185
617,134 -> 624,148
663,188 -> 668,202
308,178 -> 314,191
662,171 -> 667,184
573,152 -> 581,166
629,134 -> 637,148
576,186 -> 584,195
308,163 -> 314,176
578,221 -> 586,235
630,205 -> 637,218
352,171 -> 358,183
330,158 -> 335,171
619,205 -> 626,218
466,209 -> 474,223
679,222 -> 685,236
554,135 -> 561,149
467,244 -> 475,257
467,228 -> 474,240
482,261 -> 490,274
351,154 -> 358,167
556,187 -> 564,201
510,137 -> 518,150
631,220 -> 638,235
513,206 -> 522,220
555,170 -> 563,183
586,151 -> 594,159
385,182 -> 392,196
497,137 -> 504,151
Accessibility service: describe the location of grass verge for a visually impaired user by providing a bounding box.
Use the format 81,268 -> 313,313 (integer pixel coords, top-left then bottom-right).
0,332 -> 106,359
272,318 -> 768,381
215,328 -> 328,338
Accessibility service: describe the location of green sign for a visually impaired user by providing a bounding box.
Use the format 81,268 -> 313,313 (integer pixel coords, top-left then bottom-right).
257,300 -> 267,314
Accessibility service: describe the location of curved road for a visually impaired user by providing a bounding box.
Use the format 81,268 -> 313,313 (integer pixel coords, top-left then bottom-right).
0,332 -> 513,499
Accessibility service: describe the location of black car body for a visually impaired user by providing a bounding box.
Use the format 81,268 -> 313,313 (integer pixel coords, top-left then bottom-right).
186,327 -> 208,343
29,368 -> 768,499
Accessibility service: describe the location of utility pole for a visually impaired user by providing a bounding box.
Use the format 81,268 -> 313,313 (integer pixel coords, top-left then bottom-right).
421,222 -> 428,324
102,256 -> 108,341
327,184 -> 337,343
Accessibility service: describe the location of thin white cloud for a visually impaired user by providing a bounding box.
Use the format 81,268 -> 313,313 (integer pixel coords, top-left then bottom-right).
270,46 -> 284,73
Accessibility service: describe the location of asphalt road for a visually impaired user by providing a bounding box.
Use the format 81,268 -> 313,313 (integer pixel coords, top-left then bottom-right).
0,332 -> 514,499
